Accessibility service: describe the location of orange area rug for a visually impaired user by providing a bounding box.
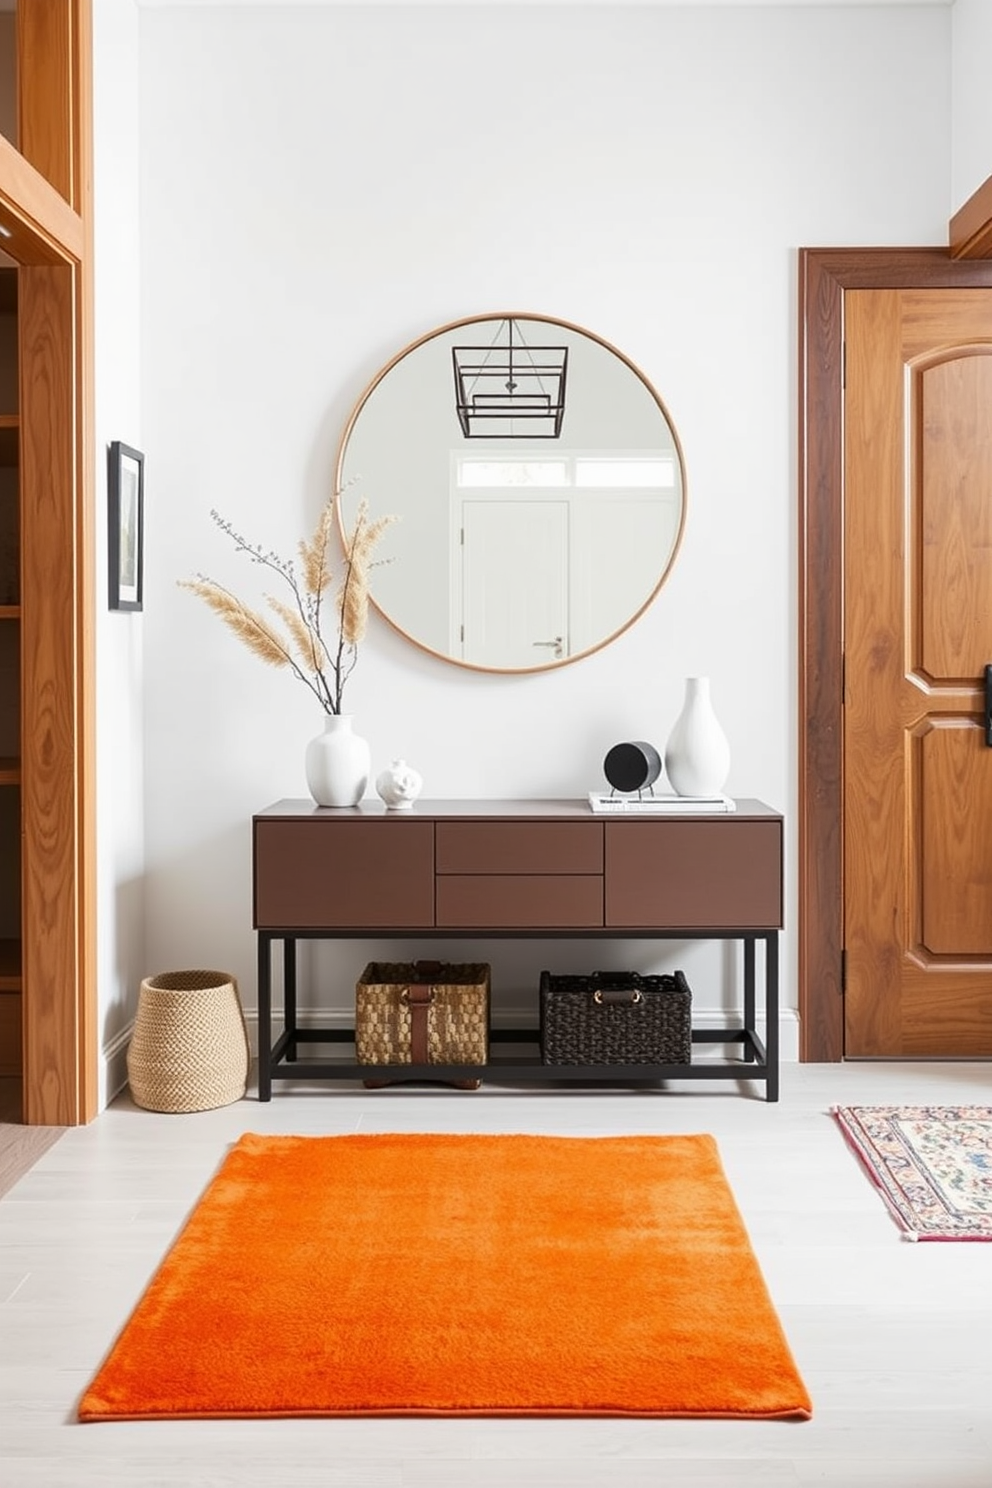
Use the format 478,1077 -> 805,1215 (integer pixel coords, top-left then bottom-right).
78,1132 -> 811,1421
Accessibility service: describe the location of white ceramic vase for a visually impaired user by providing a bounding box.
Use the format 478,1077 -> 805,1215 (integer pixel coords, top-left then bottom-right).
305,714 -> 370,808
664,676 -> 731,797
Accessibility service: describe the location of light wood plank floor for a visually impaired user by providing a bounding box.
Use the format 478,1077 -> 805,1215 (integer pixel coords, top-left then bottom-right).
1,1062 -> 991,1487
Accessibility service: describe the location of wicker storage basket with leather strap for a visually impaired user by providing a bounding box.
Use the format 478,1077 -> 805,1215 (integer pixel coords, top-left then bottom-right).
355,961 -> 490,1077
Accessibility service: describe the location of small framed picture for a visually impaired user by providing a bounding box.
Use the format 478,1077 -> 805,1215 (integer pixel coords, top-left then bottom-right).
108,441 -> 144,611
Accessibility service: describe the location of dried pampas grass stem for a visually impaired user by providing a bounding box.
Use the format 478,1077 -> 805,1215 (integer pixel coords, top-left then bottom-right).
181,488 -> 398,715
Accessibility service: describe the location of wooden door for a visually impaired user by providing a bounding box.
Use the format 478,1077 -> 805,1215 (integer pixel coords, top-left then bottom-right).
845,288 -> 992,1055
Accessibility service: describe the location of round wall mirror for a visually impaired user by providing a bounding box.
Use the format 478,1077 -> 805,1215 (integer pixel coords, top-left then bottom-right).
335,312 -> 686,673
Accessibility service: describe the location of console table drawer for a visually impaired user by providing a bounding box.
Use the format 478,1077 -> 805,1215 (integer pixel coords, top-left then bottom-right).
605,820 -> 782,929
254,819 -> 434,928
436,821 -> 603,875
437,874 -> 603,928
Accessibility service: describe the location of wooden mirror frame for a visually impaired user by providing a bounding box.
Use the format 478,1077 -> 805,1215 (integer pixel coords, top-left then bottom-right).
335,311 -> 688,675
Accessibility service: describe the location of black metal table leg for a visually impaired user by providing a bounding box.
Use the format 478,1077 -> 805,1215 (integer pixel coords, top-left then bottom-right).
284,937 -> 298,1060
257,932 -> 272,1102
765,931 -> 779,1101
743,936 -> 756,1062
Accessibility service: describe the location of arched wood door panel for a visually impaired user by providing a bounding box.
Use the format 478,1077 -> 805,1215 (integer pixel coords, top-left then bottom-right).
844,291 -> 992,1055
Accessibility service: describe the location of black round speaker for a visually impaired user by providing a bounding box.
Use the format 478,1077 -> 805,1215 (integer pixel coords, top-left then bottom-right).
603,740 -> 662,794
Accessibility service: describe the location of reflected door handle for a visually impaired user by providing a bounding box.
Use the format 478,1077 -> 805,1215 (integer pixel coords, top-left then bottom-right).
985,664 -> 992,746
533,636 -> 563,659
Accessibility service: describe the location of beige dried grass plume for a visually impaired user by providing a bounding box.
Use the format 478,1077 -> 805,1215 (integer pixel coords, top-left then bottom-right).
180,488 -> 397,715
339,496 -> 395,645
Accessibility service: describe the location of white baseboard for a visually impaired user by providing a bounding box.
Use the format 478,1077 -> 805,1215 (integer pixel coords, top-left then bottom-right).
685,1007 -> 800,1062
101,1023 -> 133,1109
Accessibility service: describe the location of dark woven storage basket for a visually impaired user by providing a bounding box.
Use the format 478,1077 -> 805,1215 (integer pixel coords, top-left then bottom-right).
539,969 -> 691,1066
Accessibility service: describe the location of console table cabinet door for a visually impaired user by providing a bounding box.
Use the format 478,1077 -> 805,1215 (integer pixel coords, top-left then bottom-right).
254,819 -> 434,929
604,820 -> 783,929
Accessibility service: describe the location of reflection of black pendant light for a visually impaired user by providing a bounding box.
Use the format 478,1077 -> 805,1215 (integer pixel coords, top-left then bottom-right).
452,318 -> 568,438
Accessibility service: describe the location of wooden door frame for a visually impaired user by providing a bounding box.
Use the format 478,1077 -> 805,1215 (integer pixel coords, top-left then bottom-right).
799,248 -> 992,1061
0,1 -> 95,1122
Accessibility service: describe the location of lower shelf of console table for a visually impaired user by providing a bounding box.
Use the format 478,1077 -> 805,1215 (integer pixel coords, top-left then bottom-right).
255,929 -> 780,1101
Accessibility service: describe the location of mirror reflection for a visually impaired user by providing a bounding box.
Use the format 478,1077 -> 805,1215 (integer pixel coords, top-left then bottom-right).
336,313 -> 686,673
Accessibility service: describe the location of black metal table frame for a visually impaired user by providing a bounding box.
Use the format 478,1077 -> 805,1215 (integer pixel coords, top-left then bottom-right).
255,928 -> 780,1101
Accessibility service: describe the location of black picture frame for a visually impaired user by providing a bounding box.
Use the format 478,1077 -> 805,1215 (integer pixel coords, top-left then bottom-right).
108,441 -> 144,611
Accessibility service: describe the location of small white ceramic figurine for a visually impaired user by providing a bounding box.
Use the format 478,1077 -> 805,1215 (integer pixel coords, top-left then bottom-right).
375,758 -> 424,810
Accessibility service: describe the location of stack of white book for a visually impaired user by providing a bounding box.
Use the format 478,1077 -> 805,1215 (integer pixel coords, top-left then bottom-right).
587,791 -> 736,814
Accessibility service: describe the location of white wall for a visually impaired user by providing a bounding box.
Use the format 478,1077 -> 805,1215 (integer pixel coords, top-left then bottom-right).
950,0 -> 992,211
122,2 -> 952,1084
93,0 -> 145,1105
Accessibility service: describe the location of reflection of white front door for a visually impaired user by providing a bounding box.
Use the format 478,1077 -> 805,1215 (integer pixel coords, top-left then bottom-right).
457,500 -> 568,667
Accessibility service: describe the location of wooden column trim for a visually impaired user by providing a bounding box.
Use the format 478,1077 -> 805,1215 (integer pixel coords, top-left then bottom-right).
10,0 -> 95,1123
19,263 -> 79,1124
74,0 -> 96,1124
0,131 -> 82,265
798,247 -> 992,1062
17,0 -> 75,205
950,172 -> 992,261
0,0 -> 94,1123
798,250 -> 845,1063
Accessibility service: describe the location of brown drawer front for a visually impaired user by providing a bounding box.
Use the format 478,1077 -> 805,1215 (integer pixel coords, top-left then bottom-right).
605,820 -> 782,929
254,819 -> 434,929
436,821 -> 602,875
437,875 -> 603,929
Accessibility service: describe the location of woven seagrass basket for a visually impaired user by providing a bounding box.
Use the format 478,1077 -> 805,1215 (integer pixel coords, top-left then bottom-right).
356,960 -> 490,1067
127,970 -> 251,1113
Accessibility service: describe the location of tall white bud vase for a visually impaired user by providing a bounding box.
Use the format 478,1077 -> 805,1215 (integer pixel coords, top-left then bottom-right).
305,714 -> 370,808
664,677 -> 731,797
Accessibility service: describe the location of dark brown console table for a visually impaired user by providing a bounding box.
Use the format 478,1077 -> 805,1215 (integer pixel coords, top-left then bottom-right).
252,798 -> 783,1100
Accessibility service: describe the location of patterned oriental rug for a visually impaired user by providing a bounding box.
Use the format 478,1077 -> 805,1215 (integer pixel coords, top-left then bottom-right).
78,1131 -> 811,1422
833,1105 -> 992,1241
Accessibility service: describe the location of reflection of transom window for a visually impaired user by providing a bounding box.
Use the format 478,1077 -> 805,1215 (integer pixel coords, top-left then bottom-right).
457,454 -> 677,489
458,460 -> 568,488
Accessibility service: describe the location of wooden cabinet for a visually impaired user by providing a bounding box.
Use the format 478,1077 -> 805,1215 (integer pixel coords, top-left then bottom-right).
252,799 -> 783,1101
0,267 -> 18,1078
